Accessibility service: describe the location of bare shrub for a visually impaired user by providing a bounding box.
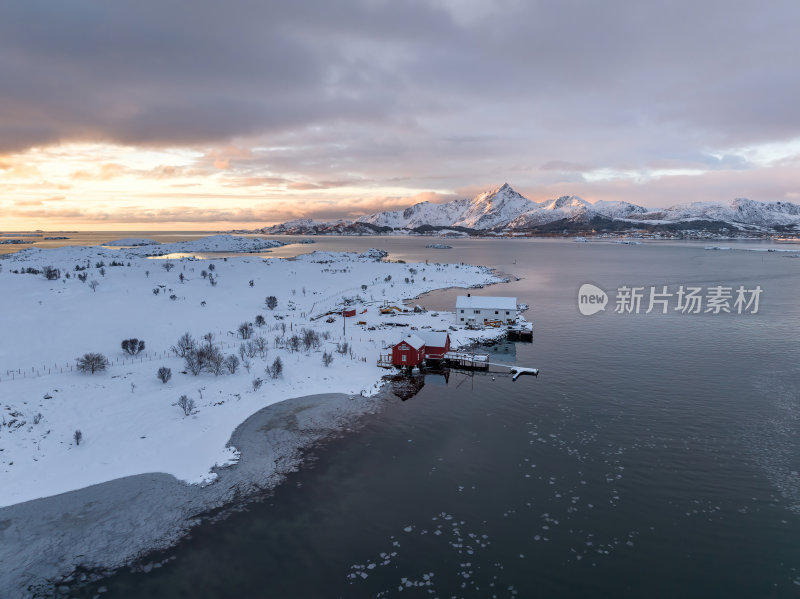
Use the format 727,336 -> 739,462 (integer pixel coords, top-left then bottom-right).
265,295 -> 278,310
121,338 -> 145,355
76,353 -> 107,374
266,356 -> 283,379
171,332 -> 196,357
157,366 -> 172,384
43,266 -> 60,280
238,322 -> 254,339
224,354 -> 240,374
74,430 -> 83,445
301,328 -> 320,351
253,336 -> 268,358
176,395 -> 195,416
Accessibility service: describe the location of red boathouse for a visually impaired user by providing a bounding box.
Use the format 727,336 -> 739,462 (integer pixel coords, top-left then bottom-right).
418,331 -> 451,360
391,334 -> 426,367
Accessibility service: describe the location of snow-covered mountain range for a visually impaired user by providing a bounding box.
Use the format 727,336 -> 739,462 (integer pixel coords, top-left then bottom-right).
256,184 -> 800,236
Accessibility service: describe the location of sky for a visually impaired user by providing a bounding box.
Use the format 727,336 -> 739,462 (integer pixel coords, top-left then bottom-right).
2,0 -> 800,230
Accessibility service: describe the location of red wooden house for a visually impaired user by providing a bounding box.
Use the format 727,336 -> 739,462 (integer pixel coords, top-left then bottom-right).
418,331 -> 451,360
391,334 -> 426,367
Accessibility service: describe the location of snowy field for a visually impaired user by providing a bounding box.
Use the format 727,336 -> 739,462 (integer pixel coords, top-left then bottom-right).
0,236 -> 507,508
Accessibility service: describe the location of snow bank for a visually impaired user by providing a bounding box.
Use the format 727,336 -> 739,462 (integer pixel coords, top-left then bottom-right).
0,244 -> 506,507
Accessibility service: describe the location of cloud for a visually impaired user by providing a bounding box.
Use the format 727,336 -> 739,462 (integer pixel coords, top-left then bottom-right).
70,163 -> 127,180
1,0 -> 800,225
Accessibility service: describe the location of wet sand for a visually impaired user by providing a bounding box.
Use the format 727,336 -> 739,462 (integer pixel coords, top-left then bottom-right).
0,392 -> 388,598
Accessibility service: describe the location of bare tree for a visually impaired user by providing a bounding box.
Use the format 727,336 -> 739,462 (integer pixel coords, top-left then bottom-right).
238,322 -> 254,339
121,338 -> 145,355
254,314 -> 266,327
322,351 -> 333,367
157,366 -> 172,384
74,429 -> 83,445
176,395 -> 195,416
88,279 -> 99,292
224,354 -> 240,374
251,377 -> 263,391
267,356 -> 283,379
185,351 -> 203,376
253,335 -> 268,358
302,328 -> 320,351
265,295 -> 278,310
171,332 -> 196,357
76,353 -> 107,374
205,345 -> 225,376
162,261 -> 174,272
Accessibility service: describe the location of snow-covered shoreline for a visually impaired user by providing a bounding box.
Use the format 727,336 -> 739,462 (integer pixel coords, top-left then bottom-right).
0,236 -> 517,596
0,391 -> 393,597
0,240 -> 509,509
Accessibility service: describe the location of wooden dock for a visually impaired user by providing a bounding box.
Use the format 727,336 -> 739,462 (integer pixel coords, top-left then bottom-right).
506,322 -> 533,341
442,351 -> 490,369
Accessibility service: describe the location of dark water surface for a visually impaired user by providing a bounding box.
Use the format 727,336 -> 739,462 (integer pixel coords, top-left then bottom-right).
75,239 -> 798,598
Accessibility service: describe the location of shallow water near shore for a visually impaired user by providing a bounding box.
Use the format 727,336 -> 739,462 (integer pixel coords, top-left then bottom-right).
63,238 -> 800,598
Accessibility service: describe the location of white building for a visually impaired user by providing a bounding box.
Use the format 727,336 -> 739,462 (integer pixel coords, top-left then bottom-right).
456,294 -> 517,325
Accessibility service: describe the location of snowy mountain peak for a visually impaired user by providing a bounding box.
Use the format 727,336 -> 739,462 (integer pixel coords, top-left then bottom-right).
453,183 -> 537,229
542,195 -> 590,211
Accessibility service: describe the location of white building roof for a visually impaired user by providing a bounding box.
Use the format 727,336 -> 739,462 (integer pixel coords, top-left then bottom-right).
418,331 -> 449,348
398,334 -> 425,349
456,295 -> 517,311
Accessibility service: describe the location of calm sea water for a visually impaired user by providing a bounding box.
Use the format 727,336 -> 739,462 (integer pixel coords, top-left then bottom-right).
47,238 -> 800,597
